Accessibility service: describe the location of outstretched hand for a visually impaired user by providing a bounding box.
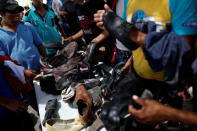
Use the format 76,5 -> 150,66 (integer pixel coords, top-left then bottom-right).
94,4 -> 113,30
128,95 -> 166,124
63,36 -> 73,43
24,69 -> 37,79
121,56 -> 133,75
4,99 -> 28,112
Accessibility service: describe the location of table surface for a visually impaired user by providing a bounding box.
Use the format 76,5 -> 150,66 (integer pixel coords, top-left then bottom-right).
34,81 -> 106,131
33,81 -> 80,131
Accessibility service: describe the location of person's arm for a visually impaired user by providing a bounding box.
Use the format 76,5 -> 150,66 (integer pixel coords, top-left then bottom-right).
24,69 -> 37,79
94,4 -> 114,30
37,44 -> 47,57
0,96 -> 28,112
55,16 -> 67,38
27,24 -> 47,57
165,105 -> 197,126
91,30 -> 109,44
121,55 -> 133,74
63,29 -> 84,42
128,95 -> 197,126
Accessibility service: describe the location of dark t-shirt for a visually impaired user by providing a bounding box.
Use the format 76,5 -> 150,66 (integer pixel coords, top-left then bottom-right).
61,1 -> 81,35
75,0 -> 105,43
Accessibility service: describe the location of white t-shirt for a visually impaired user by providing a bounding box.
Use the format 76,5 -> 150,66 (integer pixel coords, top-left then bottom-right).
52,0 -> 62,15
115,0 -> 130,51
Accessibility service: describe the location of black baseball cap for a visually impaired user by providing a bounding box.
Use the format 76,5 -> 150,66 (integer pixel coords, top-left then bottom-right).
0,0 -> 24,13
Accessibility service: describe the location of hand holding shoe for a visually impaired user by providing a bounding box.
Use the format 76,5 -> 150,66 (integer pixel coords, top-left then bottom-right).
128,95 -> 166,124
64,36 -> 74,43
94,4 -> 113,30
100,93 -> 141,127
103,11 -> 139,50
24,69 -> 37,79
3,98 -> 28,112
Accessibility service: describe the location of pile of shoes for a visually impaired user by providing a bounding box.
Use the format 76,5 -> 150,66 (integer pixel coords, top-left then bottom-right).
35,36 -> 185,131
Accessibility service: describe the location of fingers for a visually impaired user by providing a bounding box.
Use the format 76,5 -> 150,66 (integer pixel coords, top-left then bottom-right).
9,101 -> 28,112
24,70 -> 37,78
128,105 -> 145,122
94,17 -> 103,23
121,65 -> 127,71
96,22 -> 104,27
132,95 -> 145,106
94,10 -> 106,30
128,105 -> 139,114
64,36 -> 73,42
31,70 -> 37,74
104,4 -> 113,12
30,70 -> 37,77
128,95 -> 144,116
94,10 -> 105,22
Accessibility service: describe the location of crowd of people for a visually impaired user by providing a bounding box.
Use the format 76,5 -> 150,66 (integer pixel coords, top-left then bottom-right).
0,0 -> 197,131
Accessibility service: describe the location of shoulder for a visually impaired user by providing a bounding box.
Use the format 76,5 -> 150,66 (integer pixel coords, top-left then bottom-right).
22,21 -> 32,26
22,22 -> 35,30
169,0 -> 197,35
44,4 -> 55,14
0,27 -> 9,36
23,9 -> 33,22
169,0 -> 197,13
24,10 -> 31,16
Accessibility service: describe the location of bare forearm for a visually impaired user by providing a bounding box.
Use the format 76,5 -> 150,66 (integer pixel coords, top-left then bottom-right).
91,30 -> 109,44
72,29 -> 84,40
57,23 -> 66,38
162,105 -> 197,126
0,96 -> 9,107
129,28 -> 146,48
55,16 -> 66,38
37,44 -> 47,57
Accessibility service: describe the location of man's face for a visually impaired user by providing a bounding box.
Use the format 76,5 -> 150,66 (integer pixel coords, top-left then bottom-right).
33,0 -> 43,7
4,11 -> 20,25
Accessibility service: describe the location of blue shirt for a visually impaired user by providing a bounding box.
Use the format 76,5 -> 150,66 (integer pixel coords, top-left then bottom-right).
123,0 -> 197,35
23,4 -> 61,55
0,22 -> 42,70
0,67 -> 20,118
169,0 -> 197,35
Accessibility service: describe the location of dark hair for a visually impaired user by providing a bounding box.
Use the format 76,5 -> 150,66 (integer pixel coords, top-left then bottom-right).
0,10 -> 6,15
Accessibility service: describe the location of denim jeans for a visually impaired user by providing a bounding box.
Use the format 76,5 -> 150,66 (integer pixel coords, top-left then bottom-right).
115,48 -> 131,63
